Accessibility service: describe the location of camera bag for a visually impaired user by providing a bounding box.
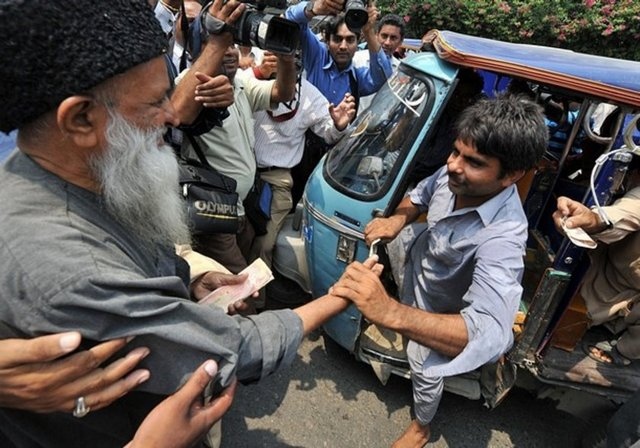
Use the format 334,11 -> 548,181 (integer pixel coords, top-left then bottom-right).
180,134 -> 240,235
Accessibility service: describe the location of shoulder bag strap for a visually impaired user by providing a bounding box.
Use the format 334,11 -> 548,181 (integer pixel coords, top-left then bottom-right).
179,0 -> 190,72
185,132 -> 214,169
348,69 -> 360,117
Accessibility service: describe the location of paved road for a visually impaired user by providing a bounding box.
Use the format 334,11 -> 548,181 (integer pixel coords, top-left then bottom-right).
221,329 -> 613,448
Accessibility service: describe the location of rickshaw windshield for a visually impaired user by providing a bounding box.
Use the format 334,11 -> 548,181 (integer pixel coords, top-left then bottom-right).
325,70 -> 431,199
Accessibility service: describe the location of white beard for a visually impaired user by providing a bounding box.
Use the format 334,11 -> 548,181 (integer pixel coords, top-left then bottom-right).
89,110 -> 190,249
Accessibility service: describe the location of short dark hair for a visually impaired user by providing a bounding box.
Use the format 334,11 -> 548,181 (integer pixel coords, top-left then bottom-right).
323,14 -> 349,42
454,94 -> 548,177
377,14 -> 405,38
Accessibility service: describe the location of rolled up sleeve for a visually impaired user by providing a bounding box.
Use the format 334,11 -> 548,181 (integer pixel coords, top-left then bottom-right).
355,48 -> 393,96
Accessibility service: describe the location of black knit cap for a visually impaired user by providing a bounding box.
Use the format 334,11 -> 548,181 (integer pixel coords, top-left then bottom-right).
0,0 -> 168,133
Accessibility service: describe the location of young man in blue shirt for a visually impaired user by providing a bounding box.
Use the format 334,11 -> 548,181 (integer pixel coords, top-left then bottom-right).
333,95 -> 548,447
285,0 -> 393,108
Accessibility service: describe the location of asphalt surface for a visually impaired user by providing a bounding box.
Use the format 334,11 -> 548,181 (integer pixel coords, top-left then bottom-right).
221,329 -> 613,448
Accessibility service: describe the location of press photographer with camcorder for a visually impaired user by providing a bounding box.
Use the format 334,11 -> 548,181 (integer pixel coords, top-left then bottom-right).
285,0 -> 392,108
196,0 -> 299,55
172,0 -> 298,275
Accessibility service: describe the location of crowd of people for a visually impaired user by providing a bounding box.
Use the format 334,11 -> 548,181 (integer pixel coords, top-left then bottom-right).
0,0 -> 638,447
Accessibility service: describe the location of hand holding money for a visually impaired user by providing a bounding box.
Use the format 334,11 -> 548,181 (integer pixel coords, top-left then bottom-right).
199,259 -> 274,310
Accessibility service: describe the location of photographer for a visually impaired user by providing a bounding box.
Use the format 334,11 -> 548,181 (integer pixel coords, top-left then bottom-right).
173,0 -> 298,275
285,0 -> 392,109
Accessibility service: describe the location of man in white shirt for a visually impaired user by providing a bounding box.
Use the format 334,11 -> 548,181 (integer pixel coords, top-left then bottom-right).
177,44 -> 297,274
247,53 -> 356,297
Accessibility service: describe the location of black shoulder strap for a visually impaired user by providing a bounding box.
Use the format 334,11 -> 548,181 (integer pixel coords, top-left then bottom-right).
179,0 -> 190,72
164,54 -> 178,87
348,70 -> 360,117
184,133 -> 213,169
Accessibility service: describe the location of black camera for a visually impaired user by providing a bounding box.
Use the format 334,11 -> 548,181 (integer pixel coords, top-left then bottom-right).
199,0 -> 299,54
344,0 -> 368,32
235,0 -> 299,54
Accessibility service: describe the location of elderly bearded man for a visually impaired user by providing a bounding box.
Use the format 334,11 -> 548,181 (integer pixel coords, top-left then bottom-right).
0,1 -> 376,446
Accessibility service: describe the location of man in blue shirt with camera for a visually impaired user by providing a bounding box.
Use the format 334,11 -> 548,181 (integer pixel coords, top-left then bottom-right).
285,0 -> 392,109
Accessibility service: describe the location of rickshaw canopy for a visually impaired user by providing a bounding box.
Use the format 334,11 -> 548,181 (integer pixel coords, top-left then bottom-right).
422,30 -> 640,108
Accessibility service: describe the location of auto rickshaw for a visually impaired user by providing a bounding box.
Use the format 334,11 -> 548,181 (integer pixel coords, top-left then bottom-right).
272,30 -> 640,410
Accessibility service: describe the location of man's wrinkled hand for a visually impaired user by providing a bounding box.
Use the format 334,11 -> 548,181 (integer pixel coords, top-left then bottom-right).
191,271 -> 250,301
0,333 -> 150,414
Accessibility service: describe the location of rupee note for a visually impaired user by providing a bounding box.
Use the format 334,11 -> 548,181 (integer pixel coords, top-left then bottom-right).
562,217 -> 598,249
199,258 -> 274,309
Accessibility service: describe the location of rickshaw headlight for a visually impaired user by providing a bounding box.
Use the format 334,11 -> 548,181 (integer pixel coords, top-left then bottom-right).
336,235 -> 357,264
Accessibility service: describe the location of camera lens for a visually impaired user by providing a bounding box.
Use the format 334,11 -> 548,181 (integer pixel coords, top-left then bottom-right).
344,0 -> 368,32
235,9 -> 299,54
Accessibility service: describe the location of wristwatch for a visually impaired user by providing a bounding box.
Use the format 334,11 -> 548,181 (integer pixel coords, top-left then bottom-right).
202,11 -> 235,36
304,0 -> 316,18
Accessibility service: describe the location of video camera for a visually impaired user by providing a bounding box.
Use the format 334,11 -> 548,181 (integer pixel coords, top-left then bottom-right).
344,0 -> 368,32
200,0 -> 299,55
236,0 -> 299,54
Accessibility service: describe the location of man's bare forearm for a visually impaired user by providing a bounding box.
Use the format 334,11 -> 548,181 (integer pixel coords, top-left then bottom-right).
383,301 -> 469,358
393,195 -> 422,226
271,57 -> 297,103
294,295 -> 350,336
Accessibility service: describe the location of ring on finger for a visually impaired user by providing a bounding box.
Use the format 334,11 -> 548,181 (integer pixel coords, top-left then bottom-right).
73,396 -> 91,418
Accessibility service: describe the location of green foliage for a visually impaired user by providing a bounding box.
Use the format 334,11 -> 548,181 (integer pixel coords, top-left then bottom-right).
378,0 -> 640,61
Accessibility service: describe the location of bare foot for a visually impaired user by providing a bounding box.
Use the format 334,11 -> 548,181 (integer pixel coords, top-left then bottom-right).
392,420 -> 430,448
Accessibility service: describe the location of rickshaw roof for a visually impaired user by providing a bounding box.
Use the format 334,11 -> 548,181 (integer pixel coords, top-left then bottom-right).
421,30 -> 640,108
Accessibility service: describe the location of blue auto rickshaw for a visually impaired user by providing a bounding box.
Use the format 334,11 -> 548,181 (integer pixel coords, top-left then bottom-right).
273,30 -> 640,408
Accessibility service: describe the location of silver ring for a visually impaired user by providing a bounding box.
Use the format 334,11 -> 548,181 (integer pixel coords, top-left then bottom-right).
73,396 -> 91,418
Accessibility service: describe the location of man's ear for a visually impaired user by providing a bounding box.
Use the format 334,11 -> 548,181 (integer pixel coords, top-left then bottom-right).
56,96 -> 106,149
501,169 -> 526,187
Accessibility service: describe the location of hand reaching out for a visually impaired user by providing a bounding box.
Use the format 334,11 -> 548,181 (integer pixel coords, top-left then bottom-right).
329,93 -> 357,130
552,196 -> 605,235
330,255 -> 395,326
126,360 -> 237,448
191,271 -> 258,314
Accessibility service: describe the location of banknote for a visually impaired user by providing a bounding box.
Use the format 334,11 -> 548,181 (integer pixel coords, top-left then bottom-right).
562,218 -> 597,249
199,258 -> 274,309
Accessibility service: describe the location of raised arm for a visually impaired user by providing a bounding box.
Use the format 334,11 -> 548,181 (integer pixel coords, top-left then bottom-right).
354,1 -> 392,96
270,53 -> 297,103
362,1 -> 381,55
170,0 -> 245,124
